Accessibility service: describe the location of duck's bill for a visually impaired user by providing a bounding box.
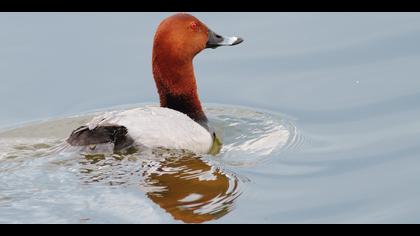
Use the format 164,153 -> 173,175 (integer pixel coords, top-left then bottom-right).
206,29 -> 244,49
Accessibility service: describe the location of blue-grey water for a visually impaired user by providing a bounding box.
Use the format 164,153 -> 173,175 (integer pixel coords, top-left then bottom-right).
1,12 -> 420,223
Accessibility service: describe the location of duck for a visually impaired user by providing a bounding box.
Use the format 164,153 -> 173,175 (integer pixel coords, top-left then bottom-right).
66,13 -> 243,154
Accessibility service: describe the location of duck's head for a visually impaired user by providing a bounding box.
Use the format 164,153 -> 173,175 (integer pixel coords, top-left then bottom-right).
152,13 -> 243,129
153,13 -> 243,60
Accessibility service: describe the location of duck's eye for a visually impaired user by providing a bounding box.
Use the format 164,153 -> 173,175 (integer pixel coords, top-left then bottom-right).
190,22 -> 200,31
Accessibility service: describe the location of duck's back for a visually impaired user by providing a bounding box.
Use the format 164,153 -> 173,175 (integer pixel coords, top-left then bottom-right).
74,106 -> 213,154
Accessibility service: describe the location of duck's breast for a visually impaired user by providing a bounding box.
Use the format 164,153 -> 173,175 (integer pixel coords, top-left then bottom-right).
92,106 -> 213,154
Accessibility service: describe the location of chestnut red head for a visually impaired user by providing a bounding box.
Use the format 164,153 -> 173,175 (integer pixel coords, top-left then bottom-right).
153,13 -> 243,59
152,13 -> 243,127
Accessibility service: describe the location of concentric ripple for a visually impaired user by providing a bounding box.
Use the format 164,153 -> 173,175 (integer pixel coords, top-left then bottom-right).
206,105 -> 301,167
0,104 -> 300,223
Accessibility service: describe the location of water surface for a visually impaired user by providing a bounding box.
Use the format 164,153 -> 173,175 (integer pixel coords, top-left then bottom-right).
1,13 -> 420,223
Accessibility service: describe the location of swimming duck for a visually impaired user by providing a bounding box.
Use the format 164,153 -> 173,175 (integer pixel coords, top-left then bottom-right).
66,13 -> 243,154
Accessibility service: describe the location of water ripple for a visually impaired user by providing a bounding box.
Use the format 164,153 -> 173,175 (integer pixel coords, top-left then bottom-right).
0,104 -> 294,223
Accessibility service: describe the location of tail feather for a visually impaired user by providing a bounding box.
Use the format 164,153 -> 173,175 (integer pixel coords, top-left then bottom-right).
66,125 -> 134,151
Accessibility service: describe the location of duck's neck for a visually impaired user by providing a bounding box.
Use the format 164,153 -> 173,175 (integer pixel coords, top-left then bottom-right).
152,54 -> 208,129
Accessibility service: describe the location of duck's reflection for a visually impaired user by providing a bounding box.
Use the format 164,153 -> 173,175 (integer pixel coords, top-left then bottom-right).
77,148 -> 241,223
139,150 -> 241,223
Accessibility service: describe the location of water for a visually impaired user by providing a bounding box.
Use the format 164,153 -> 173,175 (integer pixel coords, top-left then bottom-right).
1,13 -> 420,223
0,105 -> 296,223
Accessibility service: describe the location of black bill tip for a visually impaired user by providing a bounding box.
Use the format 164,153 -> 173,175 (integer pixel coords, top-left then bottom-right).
231,37 -> 244,46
